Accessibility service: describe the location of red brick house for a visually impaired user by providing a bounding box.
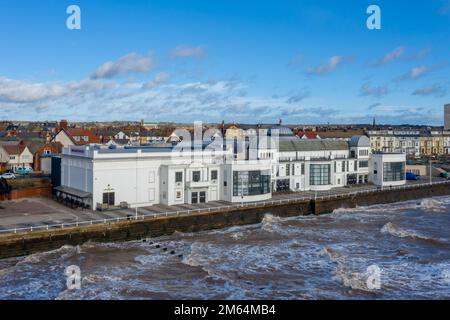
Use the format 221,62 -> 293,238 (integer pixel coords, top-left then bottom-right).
51,120 -> 100,147
34,141 -> 63,173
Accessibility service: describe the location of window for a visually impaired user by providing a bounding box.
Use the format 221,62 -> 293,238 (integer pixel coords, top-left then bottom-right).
383,162 -> 405,182
192,171 -> 201,182
286,165 -> 290,176
359,161 -> 369,168
309,164 -> 331,185
199,191 -> 206,203
342,161 -> 346,172
191,192 -> 198,204
211,170 -> 218,180
176,191 -> 182,199
175,172 -> 183,183
301,163 -> 305,175
292,164 -> 295,176
233,171 -> 270,196
358,149 -> 369,156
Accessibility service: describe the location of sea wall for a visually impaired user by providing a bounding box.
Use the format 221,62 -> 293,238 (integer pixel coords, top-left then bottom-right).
312,182 -> 450,215
0,200 -> 312,259
0,183 -> 449,259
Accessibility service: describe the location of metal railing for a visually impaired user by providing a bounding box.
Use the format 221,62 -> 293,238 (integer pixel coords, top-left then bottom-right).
0,180 -> 449,235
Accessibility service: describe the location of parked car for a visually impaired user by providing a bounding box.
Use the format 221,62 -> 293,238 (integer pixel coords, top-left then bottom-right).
406,172 -> 418,180
0,173 -> 16,180
14,167 -> 33,175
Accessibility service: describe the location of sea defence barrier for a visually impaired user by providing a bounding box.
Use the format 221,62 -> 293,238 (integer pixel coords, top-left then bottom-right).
0,182 -> 449,259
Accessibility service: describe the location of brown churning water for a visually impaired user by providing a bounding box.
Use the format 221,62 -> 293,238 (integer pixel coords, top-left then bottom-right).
0,196 -> 449,299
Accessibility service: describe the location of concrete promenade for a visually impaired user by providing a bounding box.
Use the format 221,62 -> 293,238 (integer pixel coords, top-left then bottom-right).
0,177 -> 448,235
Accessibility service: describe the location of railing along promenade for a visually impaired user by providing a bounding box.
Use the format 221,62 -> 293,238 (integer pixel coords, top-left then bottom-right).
1,180 -> 449,235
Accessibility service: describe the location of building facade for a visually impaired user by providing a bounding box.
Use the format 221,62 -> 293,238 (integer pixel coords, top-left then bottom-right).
0,141 -> 33,172
58,129 -> 406,210
369,153 -> 406,187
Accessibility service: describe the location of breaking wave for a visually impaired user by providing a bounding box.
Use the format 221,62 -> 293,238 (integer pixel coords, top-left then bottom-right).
334,265 -> 378,293
419,198 -> 448,213
380,222 -> 439,244
1,195 -> 449,300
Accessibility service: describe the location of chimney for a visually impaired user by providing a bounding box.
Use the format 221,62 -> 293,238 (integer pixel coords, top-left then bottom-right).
59,120 -> 68,131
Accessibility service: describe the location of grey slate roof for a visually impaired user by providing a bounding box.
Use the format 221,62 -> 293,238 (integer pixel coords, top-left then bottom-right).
278,139 -> 349,152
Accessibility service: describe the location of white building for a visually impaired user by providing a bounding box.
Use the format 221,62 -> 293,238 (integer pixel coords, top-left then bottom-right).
269,127 -> 373,192
57,142 -> 273,209
369,153 -> 406,187
57,127 -> 406,210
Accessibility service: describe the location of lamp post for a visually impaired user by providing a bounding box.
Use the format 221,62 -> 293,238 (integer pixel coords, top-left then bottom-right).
429,158 -> 432,185
240,173 -> 244,207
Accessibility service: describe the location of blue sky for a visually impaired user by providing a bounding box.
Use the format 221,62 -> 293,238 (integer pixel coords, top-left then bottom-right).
0,0 -> 449,125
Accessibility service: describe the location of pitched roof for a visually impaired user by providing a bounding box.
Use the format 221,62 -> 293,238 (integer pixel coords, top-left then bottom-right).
36,141 -> 64,155
297,131 -> 320,139
0,144 -> 27,156
57,128 -> 100,145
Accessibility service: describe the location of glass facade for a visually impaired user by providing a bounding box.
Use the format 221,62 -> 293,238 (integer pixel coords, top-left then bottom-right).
383,162 -> 405,182
310,164 -> 331,185
233,170 -> 271,196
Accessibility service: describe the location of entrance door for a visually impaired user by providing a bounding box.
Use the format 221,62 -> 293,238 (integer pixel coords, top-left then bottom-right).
199,191 -> 206,203
103,192 -> 115,206
191,192 -> 198,204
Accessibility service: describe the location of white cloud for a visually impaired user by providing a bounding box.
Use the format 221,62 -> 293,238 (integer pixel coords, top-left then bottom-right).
360,82 -> 390,97
306,56 -> 345,75
170,45 -> 207,58
286,88 -> 310,103
412,84 -> 447,97
374,47 -> 406,65
0,77 -> 114,103
142,72 -> 170,89
398,66 -> 429,80
90,52 -> 154,79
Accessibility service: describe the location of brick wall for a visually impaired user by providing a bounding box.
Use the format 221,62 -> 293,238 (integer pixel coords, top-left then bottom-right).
5,185 -> 52,200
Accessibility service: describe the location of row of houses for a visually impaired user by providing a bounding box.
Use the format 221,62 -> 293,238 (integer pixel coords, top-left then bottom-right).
0,120 -> 172,173
366,129 -> 450,157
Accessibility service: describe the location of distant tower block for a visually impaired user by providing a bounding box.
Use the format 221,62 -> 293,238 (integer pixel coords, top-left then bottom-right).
445,104 -> 450,130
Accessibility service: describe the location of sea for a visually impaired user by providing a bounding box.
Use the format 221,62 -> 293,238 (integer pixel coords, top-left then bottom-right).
0,196 -> 449,300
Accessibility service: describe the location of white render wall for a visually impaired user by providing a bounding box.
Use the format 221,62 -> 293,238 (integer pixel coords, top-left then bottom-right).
369,153 -> 406,187
60,141 -> 407,210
